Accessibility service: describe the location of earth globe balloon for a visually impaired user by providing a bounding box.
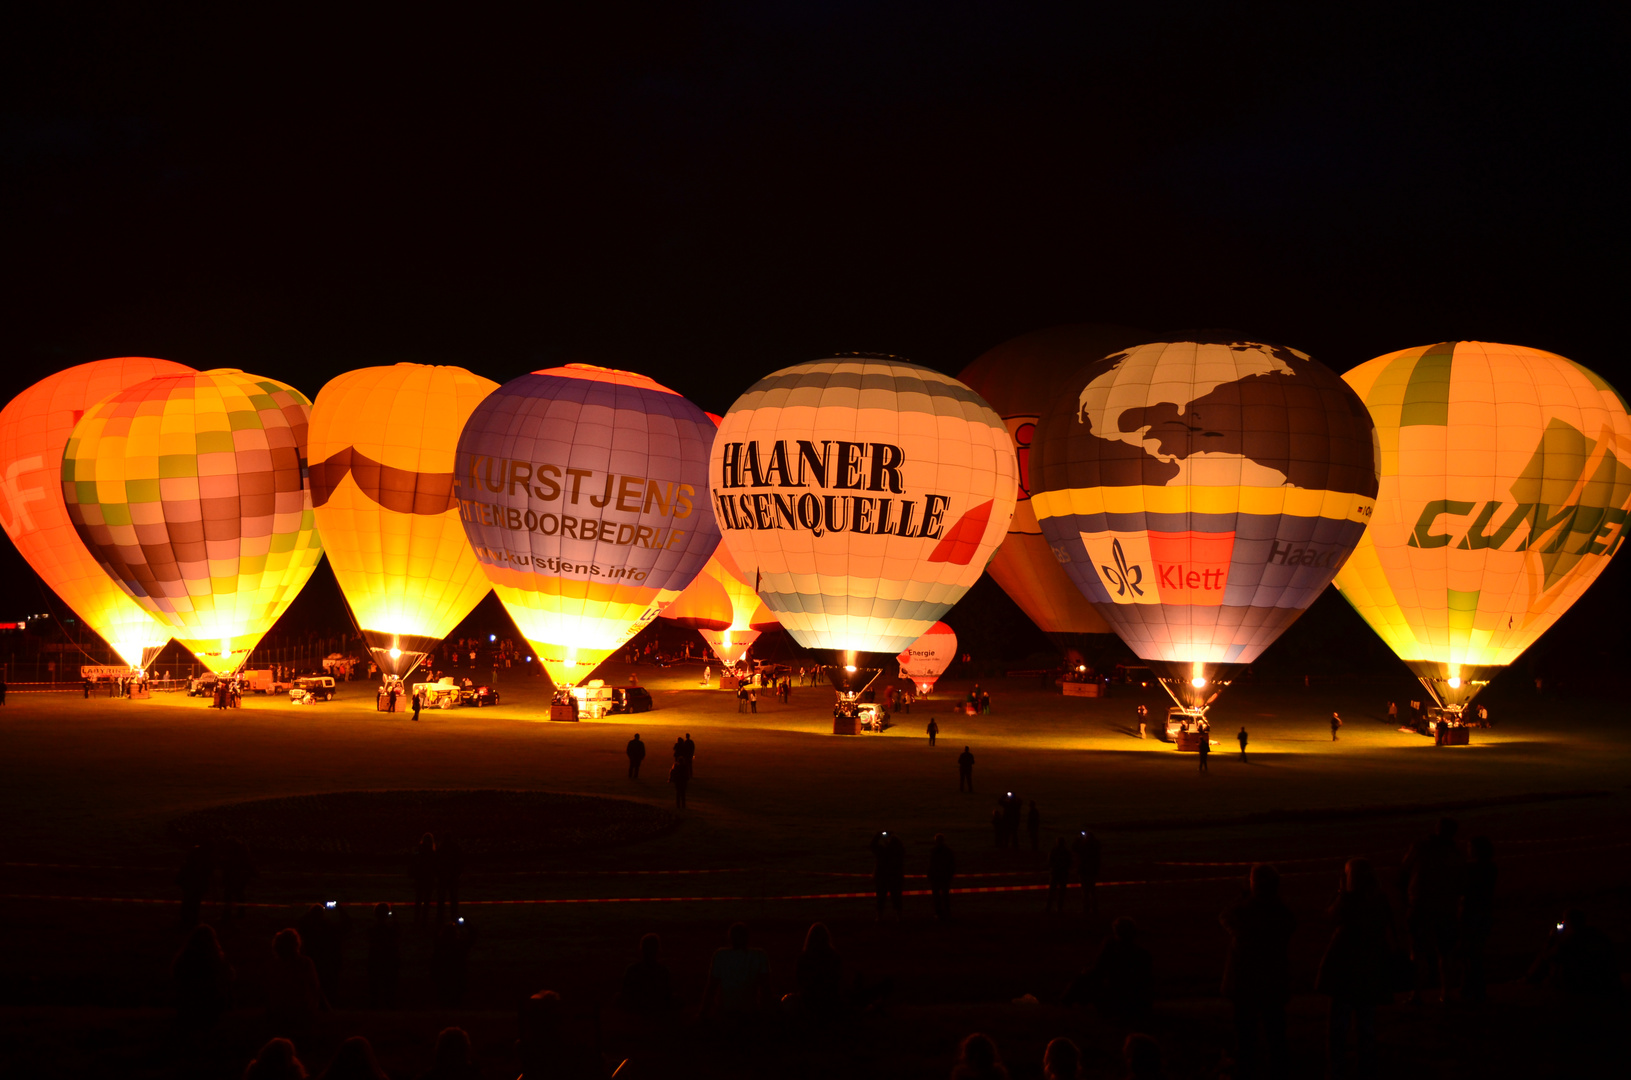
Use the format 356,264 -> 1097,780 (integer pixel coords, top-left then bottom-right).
1030,339 -> 1378,719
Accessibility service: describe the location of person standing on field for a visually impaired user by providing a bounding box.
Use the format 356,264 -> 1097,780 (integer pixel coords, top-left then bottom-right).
957,746 -> 975,792
926,717 -> 939,746
1330,712 -> 1342,741
1238,726 -> 1249,762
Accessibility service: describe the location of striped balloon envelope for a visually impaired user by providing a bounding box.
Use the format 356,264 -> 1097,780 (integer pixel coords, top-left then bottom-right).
61,369 -> 324,675
1030,340 -> 1378,706
665,543 -> 778,666
0,358 -> 192,670
709,355 -> 1017,656
454,364 -> 719,689
308,364 -> 499,679
1334,342 -> 1631,712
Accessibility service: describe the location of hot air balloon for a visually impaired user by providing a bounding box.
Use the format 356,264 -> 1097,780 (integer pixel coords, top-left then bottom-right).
665,544 -> 778,667
308,364 -> 499,679
454,364 -> 720,690
1333,342 -> 1631,715
897,621 -> 956,695
61,369 -> 325,675
1030,339 -> 1378,716
0,358 -> 192,669
709,354 -> 1017,701
959,327 -> 1151,653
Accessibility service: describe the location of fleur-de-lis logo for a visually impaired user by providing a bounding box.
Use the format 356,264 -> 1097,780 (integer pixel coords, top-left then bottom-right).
1100,538 -> 1144,598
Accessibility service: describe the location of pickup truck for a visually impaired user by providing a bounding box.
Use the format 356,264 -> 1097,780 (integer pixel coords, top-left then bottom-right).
411,677 -> 461,709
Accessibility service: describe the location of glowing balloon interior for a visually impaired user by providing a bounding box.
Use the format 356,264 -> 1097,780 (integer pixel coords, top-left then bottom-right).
61,369 -> 324,675
897,621 -> 956,694
455,364 -> 719,689
0,358 -> 192,668
1334,342 -> 1631,712
309,364 -> 499,678
709,355 -> 1017,657
1030,340 -> 1378,709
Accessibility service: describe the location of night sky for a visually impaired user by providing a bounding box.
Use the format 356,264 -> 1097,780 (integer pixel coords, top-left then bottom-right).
4,2 -> 1626,668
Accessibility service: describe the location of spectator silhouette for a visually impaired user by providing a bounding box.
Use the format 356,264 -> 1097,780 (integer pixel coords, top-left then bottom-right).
794,922 -> 843,1018
177,842 -> 214,929
410,833 -> 437,925
670,754 -> 691,809
1046,837 -> 1073,912
220,837 -> 255,922
172,923 -> 232,1030
1527,908 -> 1621,998
296,903 -> 349,1002
423,1026 -> 482,1080
626,733 -> 645,778
950,1032 -> 1010,1079
1042,1037 -> 1084,1080
1220,863 -> 1296,1080
1316,858 -> 1394,1078
928,834 -> 956,921
1121,1033 -> 1164,1079
1399,817 -> 1464,1003
701,922 -> 770,1026
1073,830 -> 1102,914
265,929 -> 323,1038
435,832 -> 465,921
870,831 -> 907,920
516,992 -> 602,1079
243,1037 -> 309,1080
431,919 -> 478,1007
367,903 -> 401,1009
1461,836 -> 1496,1003
618,932 -> 675,1014
958,746 -> 974,792
316,1036 -> 389,1080
1065,917 -> 1152,1029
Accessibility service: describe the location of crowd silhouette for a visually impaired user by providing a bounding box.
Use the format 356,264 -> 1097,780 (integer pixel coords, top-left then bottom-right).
156,806 -> 1625,1079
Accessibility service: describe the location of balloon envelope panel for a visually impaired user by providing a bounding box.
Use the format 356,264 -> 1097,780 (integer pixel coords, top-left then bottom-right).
0,357 -> 192,667
959,326 -> 1151,638
455,364 -> 719,687
710,357 -> 1018,655
1333,342 -> 1631,706
1031,340 -> 1378,666
309,364 -> 498,676
60,369 -> 324,674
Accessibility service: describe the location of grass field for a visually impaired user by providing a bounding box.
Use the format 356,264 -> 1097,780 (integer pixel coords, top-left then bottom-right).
2,661 -> 1628,1078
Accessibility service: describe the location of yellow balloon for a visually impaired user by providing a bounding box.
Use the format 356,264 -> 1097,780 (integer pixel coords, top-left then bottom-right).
308,364 -> 500,678
1334,342 -> 1631,711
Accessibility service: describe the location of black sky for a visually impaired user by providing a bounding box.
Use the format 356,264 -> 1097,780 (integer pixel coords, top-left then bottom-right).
3,1 -> 1627,661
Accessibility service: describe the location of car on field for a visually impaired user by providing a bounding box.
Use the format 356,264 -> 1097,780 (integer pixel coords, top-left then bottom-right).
608,686 -> 652,714
459,682 -> 500,707
289,675 -> 337,702
187,672 -> 220,697
411,676 -> 461,709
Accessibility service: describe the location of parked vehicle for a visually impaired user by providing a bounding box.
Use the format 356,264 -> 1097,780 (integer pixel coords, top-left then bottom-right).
411,676 -> 460,709
459,682 -> 500,707
187,672 -> 220,697
608,686 -> 652,714
289,675 -> 337,702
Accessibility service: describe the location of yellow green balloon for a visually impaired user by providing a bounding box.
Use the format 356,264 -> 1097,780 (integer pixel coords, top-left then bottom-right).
1334,342 -> 1631,711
